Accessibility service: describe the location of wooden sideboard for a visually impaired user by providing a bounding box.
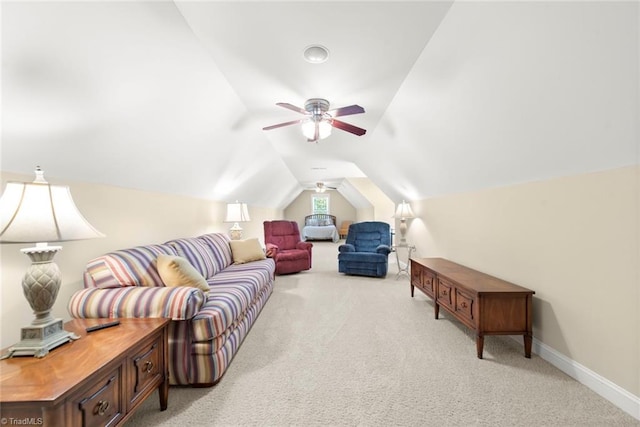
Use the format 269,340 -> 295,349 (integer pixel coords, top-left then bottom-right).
410,257 -> 534,359
0,317 -> 169,426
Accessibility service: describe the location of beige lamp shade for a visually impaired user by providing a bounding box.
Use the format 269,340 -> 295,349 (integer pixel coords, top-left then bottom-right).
394,200 -> 415,220
224,202 -> 251,223
0,169 -> 104,243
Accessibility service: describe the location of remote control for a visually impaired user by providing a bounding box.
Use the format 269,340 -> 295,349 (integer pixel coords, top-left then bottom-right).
86,320 -> 120,333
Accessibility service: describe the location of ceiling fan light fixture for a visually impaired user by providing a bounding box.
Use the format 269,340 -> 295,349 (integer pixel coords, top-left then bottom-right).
303,45 -> 329,64
301,119 -> 332,141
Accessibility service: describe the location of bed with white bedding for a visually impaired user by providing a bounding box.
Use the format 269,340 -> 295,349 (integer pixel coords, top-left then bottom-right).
302,214 -> 339,242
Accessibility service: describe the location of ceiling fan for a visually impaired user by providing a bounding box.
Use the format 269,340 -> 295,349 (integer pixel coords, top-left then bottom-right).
262,98 -> 366,142
306,182 -> 337,193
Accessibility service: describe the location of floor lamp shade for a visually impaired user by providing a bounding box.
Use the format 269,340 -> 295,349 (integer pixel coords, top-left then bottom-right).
0,167 -> 104,358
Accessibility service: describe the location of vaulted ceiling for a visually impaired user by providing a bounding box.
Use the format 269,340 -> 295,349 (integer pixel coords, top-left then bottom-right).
2,1 -> 637,209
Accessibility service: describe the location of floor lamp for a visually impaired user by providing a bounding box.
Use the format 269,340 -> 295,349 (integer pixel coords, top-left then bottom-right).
0,167 -> 105,358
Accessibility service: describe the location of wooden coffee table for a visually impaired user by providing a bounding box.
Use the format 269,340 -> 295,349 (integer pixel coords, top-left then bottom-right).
0,317 -> 169,426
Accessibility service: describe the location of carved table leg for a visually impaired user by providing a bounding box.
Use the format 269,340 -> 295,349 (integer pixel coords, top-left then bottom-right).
524,333 -> 533,358
476,335 -> 484,359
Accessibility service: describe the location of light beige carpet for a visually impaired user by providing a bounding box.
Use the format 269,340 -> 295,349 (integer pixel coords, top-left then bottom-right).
126,241 -> 639,426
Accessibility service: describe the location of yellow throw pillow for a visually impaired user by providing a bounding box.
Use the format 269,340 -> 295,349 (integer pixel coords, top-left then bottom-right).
156,254 -> 209,292
229,238 -> 267,264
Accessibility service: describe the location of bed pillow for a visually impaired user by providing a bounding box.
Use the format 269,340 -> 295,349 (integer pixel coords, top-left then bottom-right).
307,218 -> 319,226
230,238 -> 267,264
156,254 -> 209,291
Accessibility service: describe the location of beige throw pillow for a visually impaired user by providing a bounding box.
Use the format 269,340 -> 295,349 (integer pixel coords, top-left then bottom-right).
156,254 -> 209,292
230,238 -> 267,264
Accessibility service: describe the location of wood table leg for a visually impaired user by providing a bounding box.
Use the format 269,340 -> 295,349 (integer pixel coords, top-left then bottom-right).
410,284 -> 414,297
524,333 -> 533,358
159,371 -> 168,410
434,303 -> 440,319
476,335 -> 484,359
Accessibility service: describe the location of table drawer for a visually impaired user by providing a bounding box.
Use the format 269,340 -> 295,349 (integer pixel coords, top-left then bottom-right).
76,367 -> 124,427
437,278 -> 454,309
455,288 -> 475,324
130,338 -> 162,405
421,271 -> 436,296
411,265 -> 436,297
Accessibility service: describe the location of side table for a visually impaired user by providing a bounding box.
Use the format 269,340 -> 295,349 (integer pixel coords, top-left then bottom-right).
0,317 -> 169,426
393,243 -> 416,279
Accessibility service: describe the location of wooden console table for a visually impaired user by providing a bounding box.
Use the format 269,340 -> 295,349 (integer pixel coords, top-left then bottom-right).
0,317 -> 169,426
410,257 -> 534,359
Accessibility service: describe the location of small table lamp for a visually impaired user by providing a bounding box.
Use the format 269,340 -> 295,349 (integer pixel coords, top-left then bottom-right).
224,201 -> 250,240
394,200 -> 415,244
0,167 -> 105,358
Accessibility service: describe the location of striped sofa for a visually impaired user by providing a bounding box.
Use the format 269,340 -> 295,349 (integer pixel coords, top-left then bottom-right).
68,233 -> 275,386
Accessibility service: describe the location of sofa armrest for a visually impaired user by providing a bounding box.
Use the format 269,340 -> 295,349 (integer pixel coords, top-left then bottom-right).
338,244 -> 355,253
68,286 -> 205,321
376,244 -> 392,255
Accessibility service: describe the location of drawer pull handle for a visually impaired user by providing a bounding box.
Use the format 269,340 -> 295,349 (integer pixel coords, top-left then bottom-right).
460,302 -> 468,308
95,400 -> 110,416
144,361 -> 154,373
441,290 -> 448,296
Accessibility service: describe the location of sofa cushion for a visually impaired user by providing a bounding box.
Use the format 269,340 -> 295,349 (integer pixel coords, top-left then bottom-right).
165,237 -> 218,279
198,233 -> 234,273
84,244 -> 176,288
190,259 -> 275,343
157,254 -> 210,291
229,238 -> 266,264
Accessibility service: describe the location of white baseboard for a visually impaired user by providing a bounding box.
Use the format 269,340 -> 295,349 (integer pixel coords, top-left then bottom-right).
510,336 -> 640,420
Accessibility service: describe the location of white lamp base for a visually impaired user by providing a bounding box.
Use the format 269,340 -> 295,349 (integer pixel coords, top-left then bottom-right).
1,318 -> 79,359
399,219 -> 408,244
229,222 -> 243,240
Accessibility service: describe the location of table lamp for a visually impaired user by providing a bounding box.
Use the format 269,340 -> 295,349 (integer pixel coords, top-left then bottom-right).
394,200 -> 415,244
0,167 -> 105,358
224,201 -> 250,240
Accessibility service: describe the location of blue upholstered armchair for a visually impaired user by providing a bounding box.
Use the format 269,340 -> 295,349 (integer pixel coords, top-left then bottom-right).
338,221 -> 392,278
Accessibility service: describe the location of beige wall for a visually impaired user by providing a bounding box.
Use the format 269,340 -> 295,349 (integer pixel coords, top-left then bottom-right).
284,190 -> 356,231
0,171 -> 282,348
356,207 -> 375,223
406,165 -> 639,396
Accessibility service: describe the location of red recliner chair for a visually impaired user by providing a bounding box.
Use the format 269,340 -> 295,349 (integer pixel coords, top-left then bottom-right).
263,220 -> 313,275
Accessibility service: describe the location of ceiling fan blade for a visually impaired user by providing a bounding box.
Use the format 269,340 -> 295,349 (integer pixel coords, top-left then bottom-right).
327,104 -> 365,118
276,102 -> 308,115
331,119 -> 367,136
262,119 -> 304,131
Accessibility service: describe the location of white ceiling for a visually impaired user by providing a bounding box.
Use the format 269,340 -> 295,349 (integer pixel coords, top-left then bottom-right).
2,1 -> 637,209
